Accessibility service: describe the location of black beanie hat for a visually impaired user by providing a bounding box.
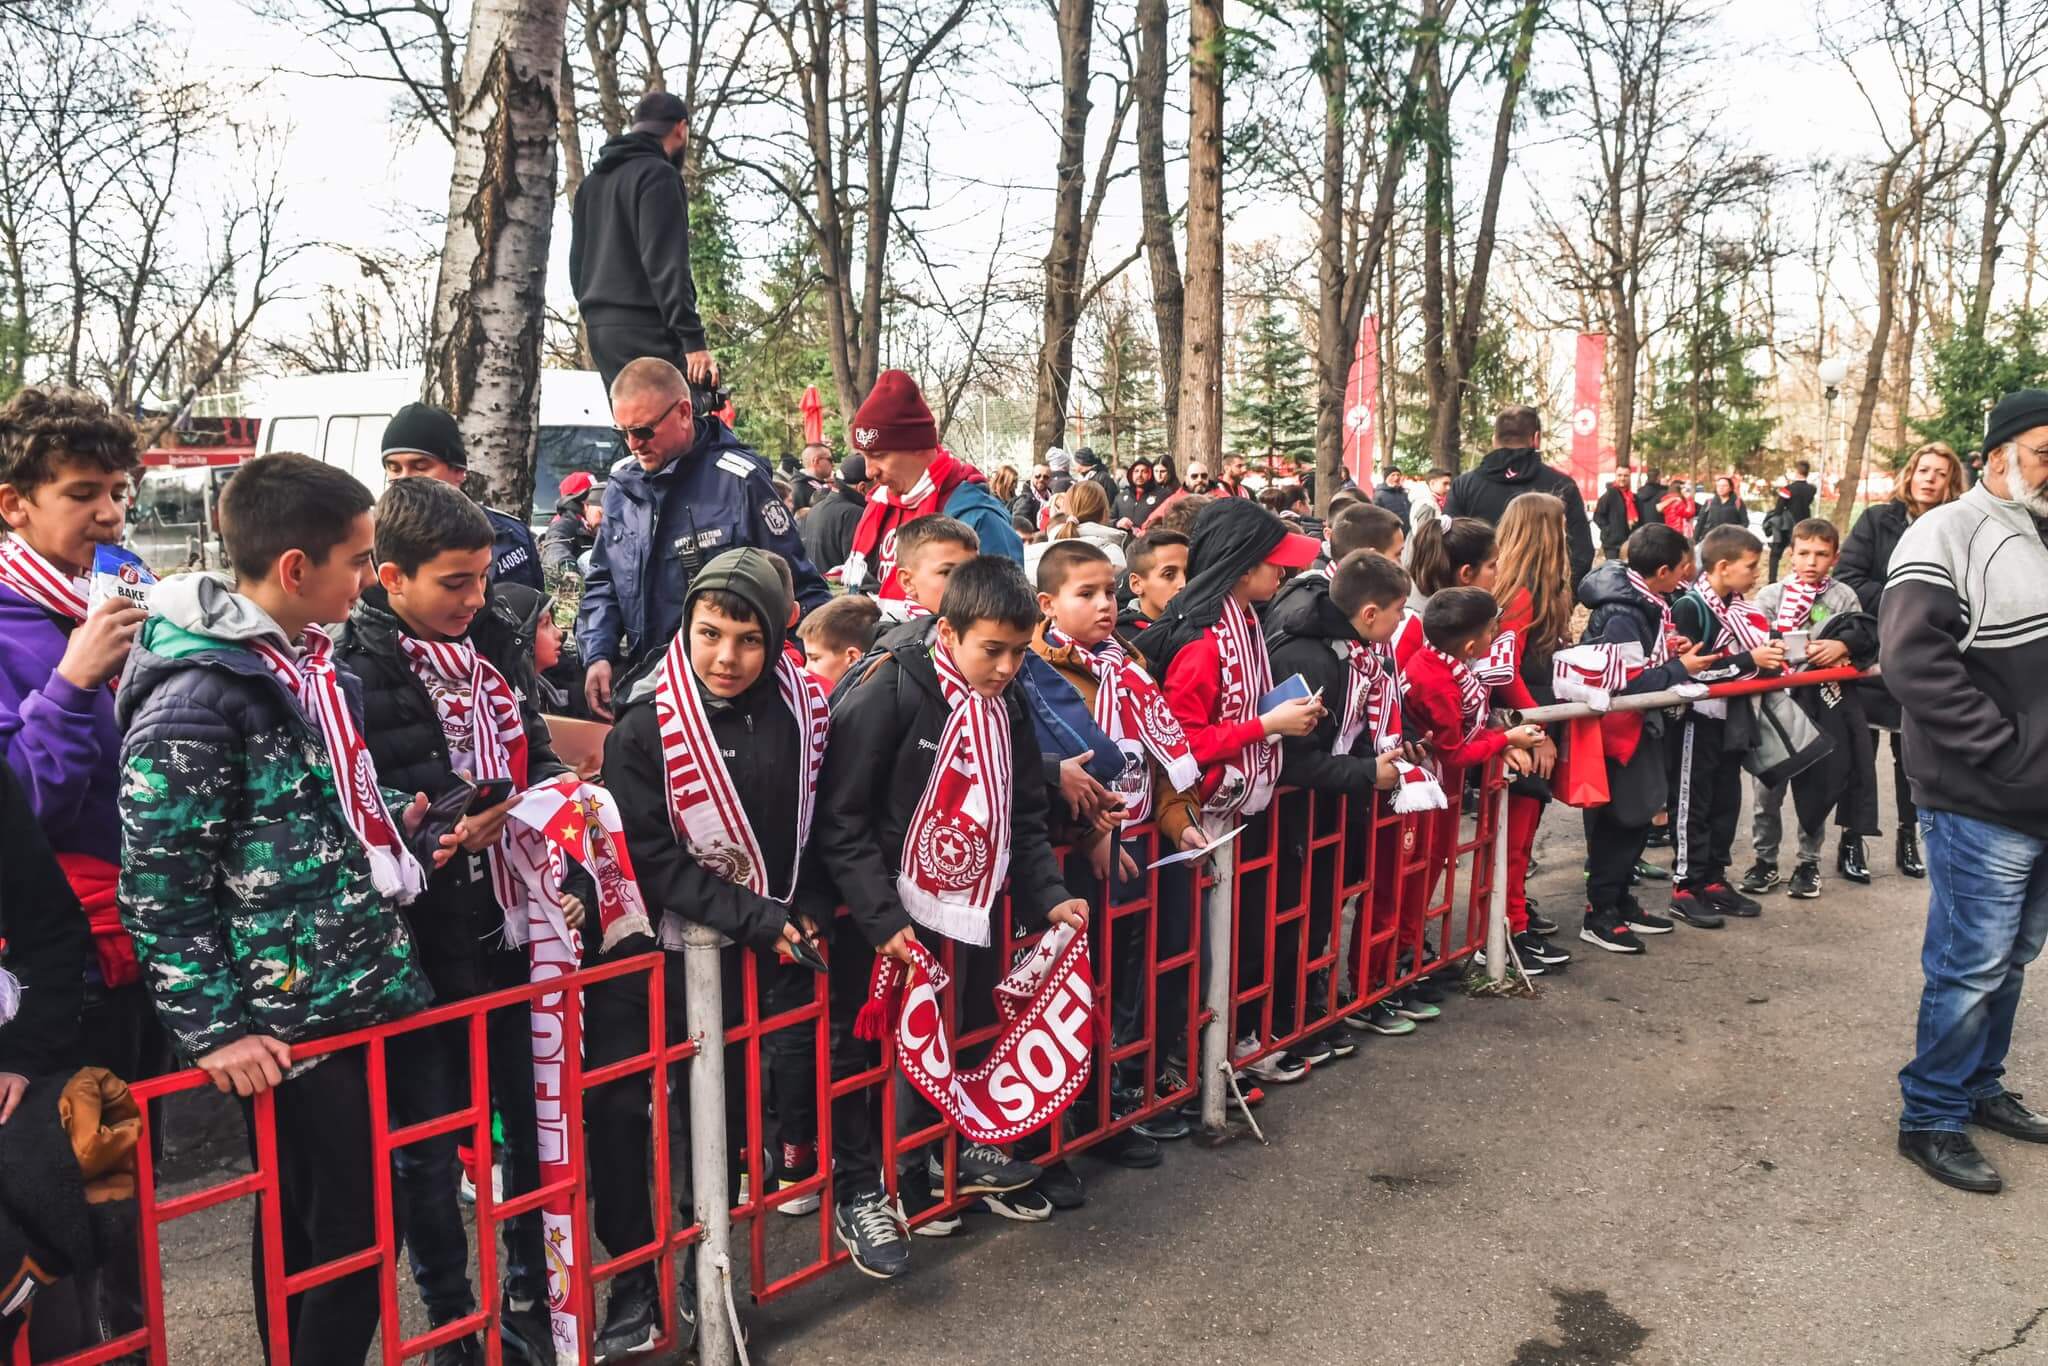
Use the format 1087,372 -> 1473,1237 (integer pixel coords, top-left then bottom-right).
1985,389 -> 2048,454
381,403 -> 467,470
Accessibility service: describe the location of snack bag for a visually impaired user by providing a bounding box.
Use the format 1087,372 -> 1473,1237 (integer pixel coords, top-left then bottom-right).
90,543 -> 157,609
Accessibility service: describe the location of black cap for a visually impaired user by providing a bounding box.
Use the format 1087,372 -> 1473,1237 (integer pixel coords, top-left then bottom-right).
631,90 -> 687,129
1075,447 -> 1100,468
837,453 -> 868,486
382,403 -> 466,470
1984,389 -> 2048,452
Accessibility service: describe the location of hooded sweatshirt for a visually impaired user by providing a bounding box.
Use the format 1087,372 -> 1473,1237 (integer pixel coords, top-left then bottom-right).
567,130 -> 705,350
116,575 -> 429,1059
1445,446 -> 1596,588
0,572 -> 122,867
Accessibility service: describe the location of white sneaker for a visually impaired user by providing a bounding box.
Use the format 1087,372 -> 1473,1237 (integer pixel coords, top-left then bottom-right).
458,1162 -> 505,1205
1237,1037 -> 1310,1084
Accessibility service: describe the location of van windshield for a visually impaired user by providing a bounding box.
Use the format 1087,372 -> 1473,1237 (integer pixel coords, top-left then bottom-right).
532,425 -> 621,527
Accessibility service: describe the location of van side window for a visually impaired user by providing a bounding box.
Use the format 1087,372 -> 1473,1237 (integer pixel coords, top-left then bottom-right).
265,416 -> 317,455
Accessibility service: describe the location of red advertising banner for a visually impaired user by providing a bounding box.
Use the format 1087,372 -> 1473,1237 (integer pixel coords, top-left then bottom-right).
1571,332 -> 1607,502
1343,316 -> 1380,495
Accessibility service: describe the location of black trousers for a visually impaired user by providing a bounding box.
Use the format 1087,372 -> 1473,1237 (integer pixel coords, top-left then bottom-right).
582,948 -> 748,1287
585,318 -> 694,393
1673,712 -> 1743,890
1584,806 -> 1652,913
241,1052 -> 380,1366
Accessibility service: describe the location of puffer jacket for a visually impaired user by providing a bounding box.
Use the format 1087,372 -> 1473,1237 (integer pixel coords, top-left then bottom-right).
115,575 -> 429,1060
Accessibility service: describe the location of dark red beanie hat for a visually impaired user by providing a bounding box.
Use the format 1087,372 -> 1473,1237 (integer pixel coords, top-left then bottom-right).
850,369 -> 938,454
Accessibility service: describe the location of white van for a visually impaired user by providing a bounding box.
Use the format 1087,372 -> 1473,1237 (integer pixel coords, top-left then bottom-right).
252,368 -> 619,526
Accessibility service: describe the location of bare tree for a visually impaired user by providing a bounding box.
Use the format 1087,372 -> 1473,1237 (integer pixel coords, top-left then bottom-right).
1133,0 -> 1183,448
1177,0 -> 1224,466
425,0 -> 572,517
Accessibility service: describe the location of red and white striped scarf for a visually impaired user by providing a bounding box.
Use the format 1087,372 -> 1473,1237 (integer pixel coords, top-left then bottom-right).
1624,568 -> 1682,664
898,643 -> 1014,947
653,632 -> 829,902
1693,575 -> 1771,654
1773,577 -> 1832,631
1336,639 -> 1445,812
0,537 -> 87,622
1045,627 -> 1199,823
1468,628 -> 1519,690
398,635 -> 532,916
251,627 -> 426,903
1205,596 -> 1279,818
1426,644 -> 1491,743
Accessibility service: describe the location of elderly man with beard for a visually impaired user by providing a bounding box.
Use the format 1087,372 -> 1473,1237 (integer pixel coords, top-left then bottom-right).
1886,389 -> 2048,1194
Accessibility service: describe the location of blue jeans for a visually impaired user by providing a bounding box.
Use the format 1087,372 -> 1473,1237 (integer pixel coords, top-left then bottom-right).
1898,809 -> 2048,1132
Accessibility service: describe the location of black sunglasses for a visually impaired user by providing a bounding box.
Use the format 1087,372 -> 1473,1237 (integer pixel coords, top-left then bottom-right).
612,397 -> 683,443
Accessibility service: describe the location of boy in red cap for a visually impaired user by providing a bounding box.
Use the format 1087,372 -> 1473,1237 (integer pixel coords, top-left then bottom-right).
1133,498 -> 1327,1083
840,370 -> 1021,607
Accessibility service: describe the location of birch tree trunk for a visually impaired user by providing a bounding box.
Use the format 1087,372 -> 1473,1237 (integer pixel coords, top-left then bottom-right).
426,0 -> 571,520
1177,0 -> 1224,469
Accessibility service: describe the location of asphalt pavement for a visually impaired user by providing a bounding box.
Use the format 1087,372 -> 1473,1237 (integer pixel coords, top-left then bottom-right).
145,792 -> 2048,1366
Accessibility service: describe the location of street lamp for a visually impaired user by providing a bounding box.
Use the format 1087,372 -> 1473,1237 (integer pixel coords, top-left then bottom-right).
1818,357 -> 1849,496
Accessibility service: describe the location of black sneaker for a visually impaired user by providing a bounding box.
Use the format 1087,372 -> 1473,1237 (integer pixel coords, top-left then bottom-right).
1644,825 -> 1672,848
1526,908 -> 1561,937
953,1142 -> 1041,1195
1668,888 -> 1725,929
1739,861 -> 1780,895
978,1185 -> 1054,1222
1323,1031 -> 1359,1059
1579,910 -> 1646,954
1473,945 -> 1544,977
1034,1159 -> 1086,1208
1130,1098 -> 1194,1141
1620,896 -> 1674,935
1385,991 -> 1442,1022
1788,861 -> 1821,899
499,1292 -> 554,1365
1354,1002 -> 1417,1035
1093,1125 -> 1163,1168
1701,881 -> 1762,918
1406,976 -> 1449,1004
592,1270 -> 658,1360
835,1187 -> 911,1279
1294,1036 -> 1335,1067
1515,929 -> 1572,965
904,1165 -> 963,1236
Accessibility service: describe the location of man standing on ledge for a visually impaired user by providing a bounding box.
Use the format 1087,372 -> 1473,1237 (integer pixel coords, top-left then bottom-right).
570,90 -> 716,390
1886,388 -> 2048,1194
577,358 -> 829,717
839,369 -> 1021,619
1445,404 -> 1595,589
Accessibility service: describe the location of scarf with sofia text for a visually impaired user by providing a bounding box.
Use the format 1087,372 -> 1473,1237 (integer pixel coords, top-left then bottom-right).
1206,596 -> 1279,818
1045,627 -> 1198,823
899,643 -> 1014,947
1334,640 -> 1444,813
1693,575 -> 1772,655
252,627 -> 427,904
1773,578 -> 1832,631
854,922 -> 1095,1144
653,631 -> 829,901
399,636 -> 532,920
1624,568 -> 1682,665
839,448 -> 978,604
0,537 -> 87,622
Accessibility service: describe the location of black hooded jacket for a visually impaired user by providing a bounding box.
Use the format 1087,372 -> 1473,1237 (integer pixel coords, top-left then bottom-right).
1446,447 -> 1596,588
568,131 -> 705,350
1261,574 -> 1384,795
0,759 -> 89,1078
801,484 -> 864,574
1133,498 -> 1291,677
807,632 -> 1068,949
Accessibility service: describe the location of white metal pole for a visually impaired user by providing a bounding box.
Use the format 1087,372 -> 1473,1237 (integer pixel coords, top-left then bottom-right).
681,922 -> 737,1366
1198,842 -> 1235,1135
1486,783 -> 1510,984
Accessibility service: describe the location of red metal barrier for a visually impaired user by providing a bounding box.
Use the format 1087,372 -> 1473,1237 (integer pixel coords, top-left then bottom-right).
16,952 -> 689,1366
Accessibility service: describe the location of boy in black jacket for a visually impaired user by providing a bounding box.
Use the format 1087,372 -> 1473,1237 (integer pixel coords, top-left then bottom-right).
812,556 -> 1086,1281
586,548 -> 824,1355
1667,526 -> 1787,929
1263,551 -> 1414,1047
334,476 -> 569,1363
1574,526 -> 1719,953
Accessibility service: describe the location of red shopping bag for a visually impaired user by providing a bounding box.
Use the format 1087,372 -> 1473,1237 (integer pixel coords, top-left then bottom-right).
1558,714 -> 1610,808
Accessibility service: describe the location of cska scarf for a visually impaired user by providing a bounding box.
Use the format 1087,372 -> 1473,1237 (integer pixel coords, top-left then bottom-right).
1692,575 -> 1772,656
1045,627 -> 1199,822
1773,578 -> 1832,632
1425,644 -> 1491,744
854,921 -> 1095,1144
1206,596 -> 1280,818
1468,628 -> 1519,690
652,632 -> 829,902
0,537 -> 87,622
399,635 -> 533,921
1334,640 -> 1444,813
252,627 -> 426,904
898,642 -> 1014,947
1624,568 -> 1683,664
839,448 -> 979,605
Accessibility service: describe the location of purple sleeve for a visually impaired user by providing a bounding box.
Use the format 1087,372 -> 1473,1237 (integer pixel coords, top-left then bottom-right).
0,664 -> 108,832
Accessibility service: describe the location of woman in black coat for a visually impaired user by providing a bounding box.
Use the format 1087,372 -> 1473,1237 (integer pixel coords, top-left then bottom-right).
1835,441 -> 1966,881
1690,476 -> 1749,541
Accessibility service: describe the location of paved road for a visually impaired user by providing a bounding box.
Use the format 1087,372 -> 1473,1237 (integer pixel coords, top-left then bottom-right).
144,795 -> 2048,1365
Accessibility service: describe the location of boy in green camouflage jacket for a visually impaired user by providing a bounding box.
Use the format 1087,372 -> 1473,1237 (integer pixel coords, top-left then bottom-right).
117,454 -> 457,1366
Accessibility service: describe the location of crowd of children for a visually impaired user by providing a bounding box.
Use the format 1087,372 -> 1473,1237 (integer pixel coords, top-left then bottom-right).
0,378 -> 1892,1365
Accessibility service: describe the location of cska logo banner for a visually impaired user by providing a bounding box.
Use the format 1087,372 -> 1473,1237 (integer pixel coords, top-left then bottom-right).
854,922 -> 1096,1144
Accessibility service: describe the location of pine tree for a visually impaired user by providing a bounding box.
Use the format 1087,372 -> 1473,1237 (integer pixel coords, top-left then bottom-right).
1635,289 -> 1775,480
1913,310 -> 2048,461
1083,294 -> 1166,463
1228,308 -> 1316,464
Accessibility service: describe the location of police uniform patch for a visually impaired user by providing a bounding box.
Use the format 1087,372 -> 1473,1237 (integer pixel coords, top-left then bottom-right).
761,499 -> 793,536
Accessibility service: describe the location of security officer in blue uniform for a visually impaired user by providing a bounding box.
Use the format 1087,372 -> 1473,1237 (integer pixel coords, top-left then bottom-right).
379,403 -> 545,592
576,356 -> 830,717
